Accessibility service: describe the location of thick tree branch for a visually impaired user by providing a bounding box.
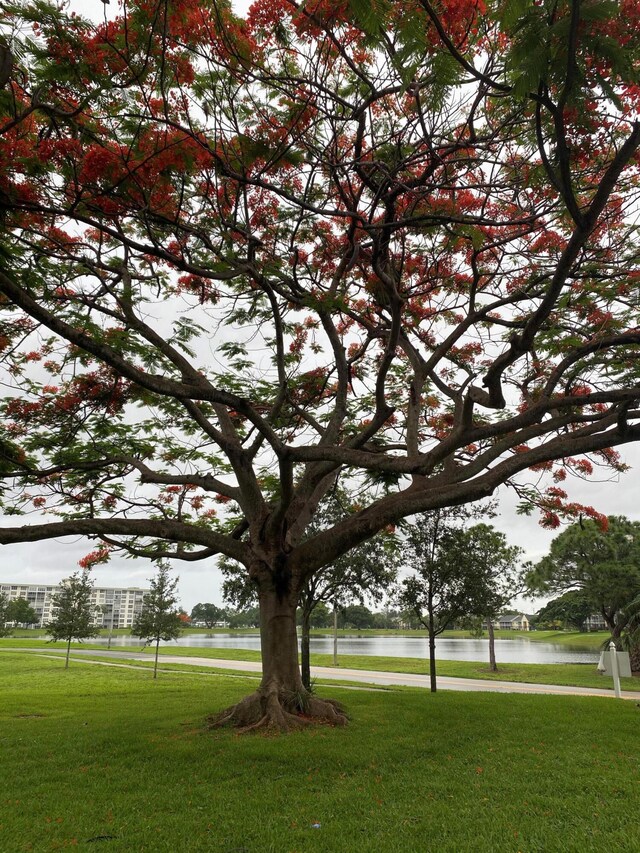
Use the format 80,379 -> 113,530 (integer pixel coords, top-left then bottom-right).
0,518 -> 249,562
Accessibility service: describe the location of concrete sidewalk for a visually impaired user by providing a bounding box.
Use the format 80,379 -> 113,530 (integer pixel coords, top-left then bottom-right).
9,646 -> 640,701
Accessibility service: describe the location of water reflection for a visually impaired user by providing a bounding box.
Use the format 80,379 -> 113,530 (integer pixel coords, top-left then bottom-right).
99,632 -> 599,664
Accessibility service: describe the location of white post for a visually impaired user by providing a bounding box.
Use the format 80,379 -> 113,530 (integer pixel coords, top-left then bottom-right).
333,601 -> 338,667
609,641 -> 621,698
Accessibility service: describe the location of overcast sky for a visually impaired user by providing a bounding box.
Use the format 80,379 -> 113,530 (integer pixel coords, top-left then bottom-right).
2,0 -> 638,614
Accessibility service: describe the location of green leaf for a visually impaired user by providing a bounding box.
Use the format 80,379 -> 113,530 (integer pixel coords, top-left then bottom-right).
347,0 -> 391,37
498,0 -> 532,29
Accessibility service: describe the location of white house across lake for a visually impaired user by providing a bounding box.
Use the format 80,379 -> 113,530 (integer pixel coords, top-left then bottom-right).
496,613 -> 530,631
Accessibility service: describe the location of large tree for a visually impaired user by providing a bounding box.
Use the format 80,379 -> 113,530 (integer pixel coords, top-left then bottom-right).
535,590 -> 595,631
526,516 -> 640,637
6,597 -> 39,626
1,0 -> 640,729
223,506 -> 397,691
190,602 -> 227,628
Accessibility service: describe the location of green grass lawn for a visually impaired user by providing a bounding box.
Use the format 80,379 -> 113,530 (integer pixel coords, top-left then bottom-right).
311,653 -> 640,692
37,651 -> 640,694
490,629 -> 611,649
1,652 -> 639,852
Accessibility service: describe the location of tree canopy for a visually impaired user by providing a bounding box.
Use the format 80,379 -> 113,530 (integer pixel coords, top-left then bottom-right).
618,593 -> 640,671
526,516 -> 640,635
6,596 -> 38,625
442,522 -> 524,670
535,589 -> 594,631
534,590 -> 595,630
1,0 -> 640,728
190,602 -> 227,628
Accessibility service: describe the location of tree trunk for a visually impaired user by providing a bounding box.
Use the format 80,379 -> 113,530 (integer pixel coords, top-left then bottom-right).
487,619 -> 497,672
65,637 -> 71,669
629,643 -> 640,674
603,608 -> 619,638
428,606 -> 437,692
153,638 -> 160,679
428,631 -> 437,692
301,607 -> 311,691
210,579 -> 347,732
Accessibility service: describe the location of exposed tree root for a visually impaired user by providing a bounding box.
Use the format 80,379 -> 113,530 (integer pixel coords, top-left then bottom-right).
207,688 -> 348,733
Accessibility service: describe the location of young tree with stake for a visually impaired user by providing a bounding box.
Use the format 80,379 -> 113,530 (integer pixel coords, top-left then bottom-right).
45,571 -> 99,668
1,0 -> 640,729
438,523 -> 524,672
131,564 -> 183,679
398,507 -> 507,690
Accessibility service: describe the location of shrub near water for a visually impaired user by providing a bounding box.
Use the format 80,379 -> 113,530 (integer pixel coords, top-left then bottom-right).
1,653 -> 639,852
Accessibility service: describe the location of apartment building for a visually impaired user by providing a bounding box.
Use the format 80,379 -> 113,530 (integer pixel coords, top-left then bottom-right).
0,581 -> 149,628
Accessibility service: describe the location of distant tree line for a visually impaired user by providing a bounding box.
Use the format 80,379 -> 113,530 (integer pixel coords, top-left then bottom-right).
526,516 -> 640,635
189,601 -> 405,631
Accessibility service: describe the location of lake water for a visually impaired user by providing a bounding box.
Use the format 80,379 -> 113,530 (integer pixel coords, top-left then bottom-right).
99,633 -> 599,664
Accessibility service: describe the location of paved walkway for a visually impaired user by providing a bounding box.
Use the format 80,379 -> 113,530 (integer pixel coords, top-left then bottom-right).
11,647 -> 640,701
